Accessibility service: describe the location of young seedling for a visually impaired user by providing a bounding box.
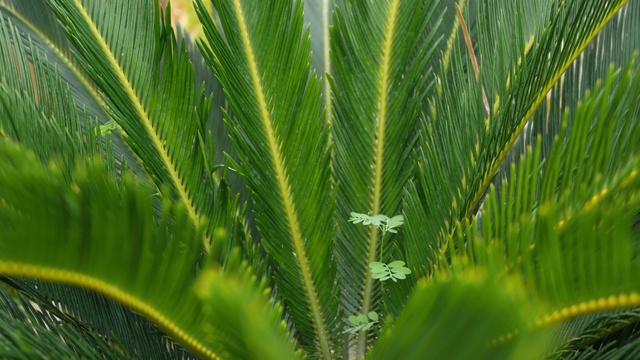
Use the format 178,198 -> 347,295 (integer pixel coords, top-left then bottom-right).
369,261 -> 412,282
343,312 -> 379,334
349,212 -> 411,282
348,212 -> 404,235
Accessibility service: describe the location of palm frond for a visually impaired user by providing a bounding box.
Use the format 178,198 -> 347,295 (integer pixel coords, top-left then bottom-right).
548,309 -> 640,359
437,58 -> 640,352
4,277 -> 193,359
0,137 -> 296,359
561,334 -> 640,360
195,1 -> 338,357
0,138 -> 210,357
0,15 -> 116,177
0,13 -> 200,357
43,0 -> 216,249
330,0 -> 442,353
464,0 -> 631,219
0,0 -> 144,175
0,0 -> 103,121
0,285 -> 130,359
367,275 -> 551,360
494,0 -> 640,196
405,0 -> 633,278
196,249 -> 300,360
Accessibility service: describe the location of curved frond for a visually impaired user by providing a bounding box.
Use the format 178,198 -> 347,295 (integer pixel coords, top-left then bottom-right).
368,275 -> 551,360
0,0 -> 144,175
0,138 -> 296,360
195,249 -> 300,360
0,15 -> 115,177
0,285 -> 130,359
0,0 -> 103,121
43,0 -> 216,248
438,59 -> 640,352
5,277 -> 194,359
0,14 -> 197,356
195,0 -> 338,357
405,0 -> 633,278
549,309 -> 640,359
330,0 -> 442,353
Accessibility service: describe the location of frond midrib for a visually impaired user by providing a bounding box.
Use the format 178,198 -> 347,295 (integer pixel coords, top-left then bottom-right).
358,0 -> 399,356
532,293 -> 640,328
71,0 -> 201,235
463,0 -> 630,220
0,261 -> 220,360
0,3 -> 105,116
231,0 -> 332,358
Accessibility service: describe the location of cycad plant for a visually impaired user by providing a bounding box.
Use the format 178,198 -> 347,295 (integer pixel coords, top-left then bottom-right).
1,0 -> 639,358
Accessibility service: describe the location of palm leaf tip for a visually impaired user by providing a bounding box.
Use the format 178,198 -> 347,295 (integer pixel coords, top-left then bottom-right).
195,249 -> 300,360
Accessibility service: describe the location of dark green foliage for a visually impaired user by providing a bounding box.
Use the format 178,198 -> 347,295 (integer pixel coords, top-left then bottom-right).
0,0 -> 639,359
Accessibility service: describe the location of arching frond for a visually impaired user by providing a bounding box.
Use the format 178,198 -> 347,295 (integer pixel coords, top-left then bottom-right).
0,138 -> 296,360
0,0 -> 144,175
0,286 -> 130,359
3,277 -> 193,359
195,0 -> 338,357
43,0 -> 217,249
380,59 -> 640,359
368,274 -> 551,360
548,309 -> 640,359
330,0 -> 442,354
436,59 -> 640,353
495,0 -> 640,193
405,0 -> 633,279
0,12 -> 202,356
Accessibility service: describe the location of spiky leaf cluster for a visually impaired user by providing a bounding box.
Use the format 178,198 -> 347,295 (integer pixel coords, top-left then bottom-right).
0,0 -> 639,359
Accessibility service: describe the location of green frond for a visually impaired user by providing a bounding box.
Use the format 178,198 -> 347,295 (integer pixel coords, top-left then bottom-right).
0,14 -> 116,177
467,0 -> 631,219
0,139 -> 212,358
0,15 -> 193,356
0,138 -> 296,359
0,0 -> 144,175
548,309 -> 640,359
435,59 -> 640,355
405,0 -> 633,278
330,0 -> 442,353
0,285 -> 130,359
43,0 -> 216,249
562,335 -> 640,360
494,1 -> 640,192
195,0 -> 337,357
196,249 -> 300,360
4,277 -> 193,359
0,0 -> 103,120
368,274 -> 551,360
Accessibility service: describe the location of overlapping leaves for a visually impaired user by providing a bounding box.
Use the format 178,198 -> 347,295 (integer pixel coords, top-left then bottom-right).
330,1 -> 442,355
195,0 -> 338,357
44,0 -> 216,248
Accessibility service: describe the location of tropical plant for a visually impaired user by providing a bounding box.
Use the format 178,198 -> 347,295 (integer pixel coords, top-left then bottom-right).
0,0 -> 639,359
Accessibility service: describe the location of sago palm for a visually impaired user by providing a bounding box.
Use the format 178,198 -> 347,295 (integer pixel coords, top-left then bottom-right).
1,0 -> 639,358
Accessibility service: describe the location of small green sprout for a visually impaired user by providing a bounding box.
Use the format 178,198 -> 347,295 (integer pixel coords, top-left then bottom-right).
344,312 -> 379,334
369,261 -> 412,282
348,212 -> 404,235
349,212 -> 411,282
